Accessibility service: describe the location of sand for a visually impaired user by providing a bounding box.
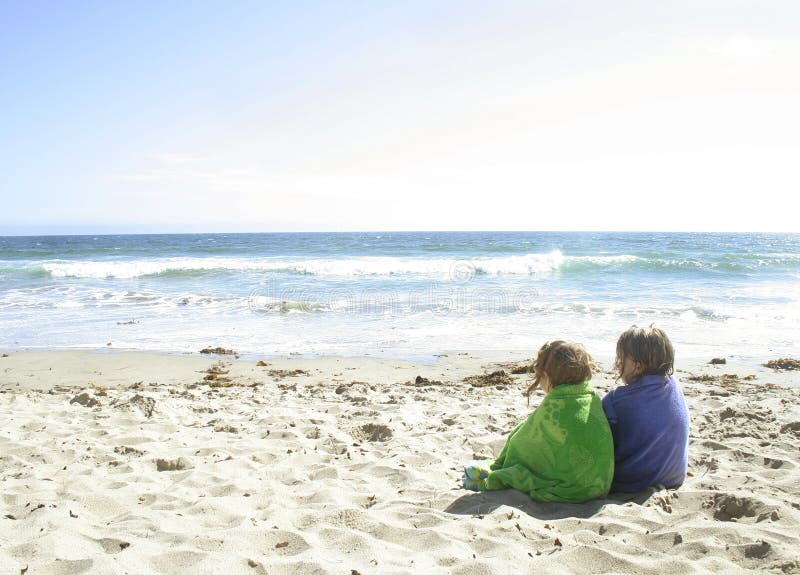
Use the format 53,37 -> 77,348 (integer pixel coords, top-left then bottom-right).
1,350 -> 798,574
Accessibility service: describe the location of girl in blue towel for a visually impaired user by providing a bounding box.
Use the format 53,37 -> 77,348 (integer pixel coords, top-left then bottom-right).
602,326 -> 690,492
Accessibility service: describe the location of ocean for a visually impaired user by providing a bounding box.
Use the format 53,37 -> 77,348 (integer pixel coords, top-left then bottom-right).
1,232 -> 798,362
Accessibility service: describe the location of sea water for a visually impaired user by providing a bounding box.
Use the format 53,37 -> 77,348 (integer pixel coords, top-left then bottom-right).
1,232 -> 798,361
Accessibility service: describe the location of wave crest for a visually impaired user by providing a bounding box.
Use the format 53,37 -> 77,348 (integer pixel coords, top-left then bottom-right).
33,249 -> 797,279
40,252 -> 569,279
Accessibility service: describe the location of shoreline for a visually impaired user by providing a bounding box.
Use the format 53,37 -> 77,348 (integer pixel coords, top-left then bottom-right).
1,347 -> 798,390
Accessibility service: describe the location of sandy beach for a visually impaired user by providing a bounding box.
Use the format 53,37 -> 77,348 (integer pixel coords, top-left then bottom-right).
1,350 -> 798,574
4,0 -> 799,570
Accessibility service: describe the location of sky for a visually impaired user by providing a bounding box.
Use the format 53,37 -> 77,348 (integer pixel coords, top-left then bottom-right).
1,0 -> 799,234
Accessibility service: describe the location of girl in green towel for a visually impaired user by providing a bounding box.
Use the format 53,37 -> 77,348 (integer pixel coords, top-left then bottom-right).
462,340 -> 614,503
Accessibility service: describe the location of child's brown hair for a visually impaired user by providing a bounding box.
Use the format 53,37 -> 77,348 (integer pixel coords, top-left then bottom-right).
526,340 -> 592,400
614,325 -> 674,379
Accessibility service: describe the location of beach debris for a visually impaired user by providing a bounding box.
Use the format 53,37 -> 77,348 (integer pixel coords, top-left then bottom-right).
213,424 -> 239,433
205,364 -> 230,376
247,559 -> 260,568
763,358 -> 800,371
403,375 -> 445,387
335,381 -> 370,394
114,446 -> 145,457
686,373 -> 715,382
204,379 -> 235,388
463,370 -> 514,387
709,357 -> 727,365
200,368 -> 258,388
685,373 -> 743,388
200,363 -> 234,386
351,423 -> 392,442
590,360 -> 607,374
155,457 -> 192,472
200,347 -> 236,355
131,394 -> 156,418
70,392 -> 99,408
1,353 -> 8,358
275,541 -> 289,549
88,380 -> 108,396
335,385 -> 368,404
510,363 -> 534,374
268,369 -> 309,379
116,320 -> 138,325
256,360 -> 268,366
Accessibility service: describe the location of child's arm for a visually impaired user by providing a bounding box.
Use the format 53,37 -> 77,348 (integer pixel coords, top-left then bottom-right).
601,392 -> 619,441
489,420 -> 525,470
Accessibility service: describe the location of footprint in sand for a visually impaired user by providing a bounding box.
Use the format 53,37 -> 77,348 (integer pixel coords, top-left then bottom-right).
350,423 -> 392,442
704,493 -> 779,522
96,538 -> 131,554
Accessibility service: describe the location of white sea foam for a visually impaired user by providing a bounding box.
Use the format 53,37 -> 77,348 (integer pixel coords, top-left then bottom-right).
37,251 -> 650,279
3,288 -> 798,359
42,257 -> 271,279
0,285 -> 251,312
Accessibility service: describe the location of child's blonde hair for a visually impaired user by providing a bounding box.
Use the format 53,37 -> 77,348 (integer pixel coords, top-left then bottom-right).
526,340 -> 592,401
614,325 -> 674,379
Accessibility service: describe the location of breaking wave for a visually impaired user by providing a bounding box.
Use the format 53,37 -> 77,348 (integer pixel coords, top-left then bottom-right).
34,251 -> 643,279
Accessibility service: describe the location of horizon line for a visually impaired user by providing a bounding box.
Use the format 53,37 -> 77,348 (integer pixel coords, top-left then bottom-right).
1,228 -> 798,238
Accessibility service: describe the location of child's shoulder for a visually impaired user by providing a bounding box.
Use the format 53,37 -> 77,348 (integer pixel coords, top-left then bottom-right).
606,375 -> 680,401
547,380 -> 595,398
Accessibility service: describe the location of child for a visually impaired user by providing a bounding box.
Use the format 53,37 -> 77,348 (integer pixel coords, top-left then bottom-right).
602,325 -> 689,492
462,340 -> 614,503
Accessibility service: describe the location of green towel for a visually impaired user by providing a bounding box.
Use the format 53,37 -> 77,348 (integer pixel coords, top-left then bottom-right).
484,380 -> 614,503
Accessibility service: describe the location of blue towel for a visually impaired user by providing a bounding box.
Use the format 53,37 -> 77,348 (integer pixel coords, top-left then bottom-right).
602,375 -> 689,492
